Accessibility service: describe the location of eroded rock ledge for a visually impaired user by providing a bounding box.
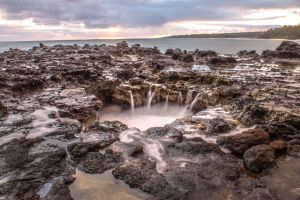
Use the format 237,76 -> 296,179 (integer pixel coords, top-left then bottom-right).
0,41 -> 299,200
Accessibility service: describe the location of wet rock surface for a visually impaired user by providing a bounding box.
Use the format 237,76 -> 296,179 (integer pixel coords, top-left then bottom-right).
0,102 -> 7,118
0,41 -> 299,199
217,129 -> 270,155
243,144 -> 275,173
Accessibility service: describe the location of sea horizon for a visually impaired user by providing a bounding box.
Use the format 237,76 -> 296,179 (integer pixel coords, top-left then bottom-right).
1,37 -> 300,43
1,37 -> 299,55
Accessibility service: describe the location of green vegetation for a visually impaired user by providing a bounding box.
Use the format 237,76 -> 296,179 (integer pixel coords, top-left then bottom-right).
259,25 -> 300,39
167,25 -> 300,40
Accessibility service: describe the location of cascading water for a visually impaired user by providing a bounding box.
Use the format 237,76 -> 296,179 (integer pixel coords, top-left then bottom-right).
185,90 -> 194,105
147,87 -> 156,110
128,91 -> 135,113
119,128 -> 167,173
164,90 -> 170,109
178,92 -> 183,105
189,93 -> 202,111
99,85 -> 191,135
180,92 -> 201,115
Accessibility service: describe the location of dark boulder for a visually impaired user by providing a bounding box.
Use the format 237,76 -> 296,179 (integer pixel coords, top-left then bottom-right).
197,50 -> 217,57
171,48 -> 183,60
172,139 -> 223,155
208,56 -> 237,67
275,41 -> 300,58
217,129 -> 270,155
261,49 -> 276,58
237,50 -> 258,57
204,117 -> 235,135
243,145 -> 275,173
269,140 -> 287,157
179,54 -> 194,63
116,41 -> 129,48
39,42 -> 47,48
145,127 -> 183,142
131,44 -> 141,48
165,49 -> 174,56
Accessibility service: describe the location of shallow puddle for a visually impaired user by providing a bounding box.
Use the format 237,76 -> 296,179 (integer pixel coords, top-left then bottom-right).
70,170 -> 148,200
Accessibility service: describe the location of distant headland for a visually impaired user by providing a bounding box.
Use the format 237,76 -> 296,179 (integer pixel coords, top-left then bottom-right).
166,25 -> 300,40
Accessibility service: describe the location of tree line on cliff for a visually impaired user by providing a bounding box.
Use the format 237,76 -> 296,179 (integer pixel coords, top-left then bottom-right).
167,25 -> 300,40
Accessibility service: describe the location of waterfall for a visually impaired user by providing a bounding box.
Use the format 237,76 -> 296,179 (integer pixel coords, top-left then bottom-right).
178,92 -> 183,105
147,87 -> 155,110
164,90 -> 170,109
189,93 -> 201,110
180,92 -> 201,116
128,91 -> 135,113
185,90 -> 194,105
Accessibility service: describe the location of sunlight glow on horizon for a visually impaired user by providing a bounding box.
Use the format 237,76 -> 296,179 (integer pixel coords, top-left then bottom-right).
0,7 -> 299,41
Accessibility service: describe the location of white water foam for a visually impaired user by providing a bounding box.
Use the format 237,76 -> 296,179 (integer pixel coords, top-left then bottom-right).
37,183 -> 53,198
128,90 -> 135,113
147,87 -> 156,110
119,128 -> 167,173
26,106 -> 58,139
192,64 -> 211,72
100,104 -> 190,131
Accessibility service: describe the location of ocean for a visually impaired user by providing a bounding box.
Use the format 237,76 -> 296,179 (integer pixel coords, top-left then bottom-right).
0,38 -> 299,55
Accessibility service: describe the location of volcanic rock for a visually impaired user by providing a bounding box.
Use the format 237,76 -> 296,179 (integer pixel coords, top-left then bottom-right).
237,50 -> 258,57
165,49 -> 174,56
204,117 -> 235,135
275,41 -> 300,58
179,54 -> 194,63
196,50 -> 217,57
129,77 -> 144,85
0,102 -> 7,118
208,56 -> 237,67
269,140 -> 287,156
243,144 -> 275,173
171,48 -> 183,60
217,129 -> 270,155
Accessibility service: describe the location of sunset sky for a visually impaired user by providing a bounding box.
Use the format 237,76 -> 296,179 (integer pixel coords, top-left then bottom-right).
0,0 -> 299,41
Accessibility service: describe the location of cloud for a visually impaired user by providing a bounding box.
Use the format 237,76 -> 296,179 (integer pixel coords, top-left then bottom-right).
0,0 -> 299,41
0,0 -> 299,28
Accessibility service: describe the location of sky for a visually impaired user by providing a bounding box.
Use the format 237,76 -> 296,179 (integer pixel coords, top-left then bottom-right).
0,0 -> 299,41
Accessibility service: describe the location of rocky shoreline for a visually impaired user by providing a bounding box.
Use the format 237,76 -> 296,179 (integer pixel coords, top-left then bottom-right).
0,40 -> 299,200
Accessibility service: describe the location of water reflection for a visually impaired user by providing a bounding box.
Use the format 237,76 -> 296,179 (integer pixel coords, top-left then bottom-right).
70,170 -> 147,200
